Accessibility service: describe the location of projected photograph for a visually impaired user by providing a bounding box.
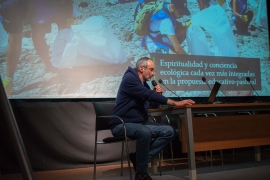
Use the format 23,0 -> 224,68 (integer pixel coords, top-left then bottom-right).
0,0 -> 269,98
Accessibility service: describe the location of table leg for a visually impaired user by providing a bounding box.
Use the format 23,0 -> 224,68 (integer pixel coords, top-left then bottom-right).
185,108 -> 197,180
252,111 -> 261,162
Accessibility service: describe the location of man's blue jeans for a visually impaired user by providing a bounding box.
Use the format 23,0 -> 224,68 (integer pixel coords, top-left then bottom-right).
112,122 -> 175,173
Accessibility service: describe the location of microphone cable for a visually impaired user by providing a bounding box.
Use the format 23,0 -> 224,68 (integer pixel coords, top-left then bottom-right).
158,79 -> 183,101
246,77 -> 261,102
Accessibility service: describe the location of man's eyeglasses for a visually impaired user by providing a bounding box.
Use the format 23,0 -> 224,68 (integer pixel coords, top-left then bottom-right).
143,66 -> 155,72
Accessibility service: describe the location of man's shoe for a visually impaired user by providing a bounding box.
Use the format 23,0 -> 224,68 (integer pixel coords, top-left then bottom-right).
129,152 -> 137,172
135,173 -> 152,180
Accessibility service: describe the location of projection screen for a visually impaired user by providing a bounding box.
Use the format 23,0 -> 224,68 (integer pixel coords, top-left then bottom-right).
0,0 -> 269,98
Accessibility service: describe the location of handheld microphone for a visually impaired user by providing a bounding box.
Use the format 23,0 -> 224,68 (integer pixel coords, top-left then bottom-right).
151,80 -> 162,95
202,77 -> 222,104
246,77 -> 261,102
158,79 -> 183,100
151,80 -> 157,86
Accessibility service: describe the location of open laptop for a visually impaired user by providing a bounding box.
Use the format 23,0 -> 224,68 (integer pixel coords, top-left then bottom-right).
206,81 -> 221,104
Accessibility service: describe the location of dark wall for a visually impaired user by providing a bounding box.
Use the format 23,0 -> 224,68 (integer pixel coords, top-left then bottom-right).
1,96 -> 270,173
0,99 -> 136,173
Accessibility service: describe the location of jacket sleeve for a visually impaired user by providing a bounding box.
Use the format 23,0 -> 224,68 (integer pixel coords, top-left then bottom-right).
121,75 -> 168,105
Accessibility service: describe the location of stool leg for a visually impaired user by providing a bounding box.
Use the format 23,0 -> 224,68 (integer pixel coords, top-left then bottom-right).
220,149 -> 223,165
170,142 -> 174,171
121,142 -> 124,176
159,153 -> 162,176
210,150 -> 213,167
233,148 -> 235,162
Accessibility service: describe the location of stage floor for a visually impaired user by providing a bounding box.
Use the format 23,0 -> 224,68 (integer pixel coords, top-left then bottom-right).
2,146 -> 270,180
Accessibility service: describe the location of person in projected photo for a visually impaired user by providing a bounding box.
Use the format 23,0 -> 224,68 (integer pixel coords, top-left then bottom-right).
136,0 -> 190,15
137,0 -> 152,12
134,0 -> 156,20
231,0 -> 253,35
197,0 -> 210,10
141,0 -> 191,55
177,0 -> 191,15
109,57 -> 195,180
0,0 -> 73,95
198,0 -> 228,11
28,0 -> 74,72
0,0 -> 30,96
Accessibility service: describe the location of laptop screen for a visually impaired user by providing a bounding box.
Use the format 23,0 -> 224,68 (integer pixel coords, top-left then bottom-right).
207,81 -> 221,104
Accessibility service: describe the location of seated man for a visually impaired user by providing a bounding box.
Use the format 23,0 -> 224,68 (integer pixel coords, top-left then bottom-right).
109,57 -> 195,180
141,0 -> 188,54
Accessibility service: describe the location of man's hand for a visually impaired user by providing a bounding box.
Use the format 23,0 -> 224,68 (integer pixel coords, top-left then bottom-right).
175,99 -> 195,106
167,99 -> 195,106
153,84 -> 163,94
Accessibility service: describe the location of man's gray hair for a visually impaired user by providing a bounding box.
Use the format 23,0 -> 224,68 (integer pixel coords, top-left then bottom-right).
136,57 -> 151,71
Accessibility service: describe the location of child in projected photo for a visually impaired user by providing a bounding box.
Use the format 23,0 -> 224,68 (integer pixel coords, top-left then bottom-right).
136,0 -> 151,13
0,0 -> 29,96
134,0 -> 156,20
231,0 -> 254,35
140,0 -> 190,55
136,0 -> 190,16
0,0 -> 73,96
197,0 -> 211,10
28,0 -> 74,71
